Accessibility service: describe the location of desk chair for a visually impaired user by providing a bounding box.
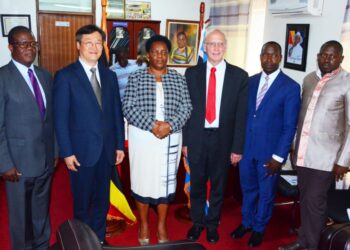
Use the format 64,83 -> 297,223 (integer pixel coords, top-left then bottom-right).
276,169 -> 299,233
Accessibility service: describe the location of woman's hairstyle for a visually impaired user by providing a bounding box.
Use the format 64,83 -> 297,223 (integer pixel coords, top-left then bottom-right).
145,35 -> 172,53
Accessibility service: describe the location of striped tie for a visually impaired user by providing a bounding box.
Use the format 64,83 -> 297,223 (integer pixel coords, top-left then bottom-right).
256,75 -> 269,110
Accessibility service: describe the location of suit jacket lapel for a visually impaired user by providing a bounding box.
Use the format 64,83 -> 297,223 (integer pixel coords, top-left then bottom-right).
219,65 -> 233,120
34,67 -> 50,120
257,71 -> 284,111
198,63 -> 207,115
251,73 -> 262,110
73,61 -> 102,110
98,63 -> 108,111
8,62 -> 42,117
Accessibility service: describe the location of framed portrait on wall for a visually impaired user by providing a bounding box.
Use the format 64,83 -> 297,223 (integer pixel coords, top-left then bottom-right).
1,14 -> 31,37
283,23 -> 310,71
166,19 -> 199,67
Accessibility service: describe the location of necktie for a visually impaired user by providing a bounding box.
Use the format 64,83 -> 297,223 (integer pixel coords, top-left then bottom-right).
90,68 -> 102,108
206,67 -> 216,124
256,75 -> 269,110
28,69 -> 46,119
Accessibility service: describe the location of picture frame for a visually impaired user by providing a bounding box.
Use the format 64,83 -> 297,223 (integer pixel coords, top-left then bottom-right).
125,0 -> 151,20
107,0 -> 125,19
1,14 -> 31,37
283,23 -> 310,72
166,19 -> 199,67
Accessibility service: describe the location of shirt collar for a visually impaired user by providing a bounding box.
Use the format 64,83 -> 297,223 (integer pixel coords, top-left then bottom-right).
207,60 -> 226,71
79,57 -> 98,71
316,67 -> 342,79
262,68 -> 280,81
12,59 -> 34,72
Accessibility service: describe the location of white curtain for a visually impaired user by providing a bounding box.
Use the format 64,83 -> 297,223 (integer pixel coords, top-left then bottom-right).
341,0 -> 350,71
207,0 -> 266,74
208,0 -> 251,68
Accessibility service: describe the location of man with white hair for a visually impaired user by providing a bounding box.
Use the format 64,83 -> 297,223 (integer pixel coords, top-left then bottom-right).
287,32 -> 303,65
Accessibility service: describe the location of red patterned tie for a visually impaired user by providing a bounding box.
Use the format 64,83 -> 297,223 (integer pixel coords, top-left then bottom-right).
206,67 -> 216,123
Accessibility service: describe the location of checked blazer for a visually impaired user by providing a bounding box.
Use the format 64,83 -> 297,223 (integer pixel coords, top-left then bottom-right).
123,68 -> 192,132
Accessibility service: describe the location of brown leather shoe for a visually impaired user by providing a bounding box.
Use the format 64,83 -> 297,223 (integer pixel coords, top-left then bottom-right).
279,241 -> 307,250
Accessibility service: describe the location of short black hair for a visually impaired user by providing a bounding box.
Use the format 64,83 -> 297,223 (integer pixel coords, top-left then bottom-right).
75,24 -> 106,42
320,40 -> 343,55
261,41 -> 282,55
145,35 -> 171,53
8,26 -> 33,44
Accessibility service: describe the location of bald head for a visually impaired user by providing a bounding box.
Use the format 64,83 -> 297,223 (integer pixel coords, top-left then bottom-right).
204,29 -> 227,66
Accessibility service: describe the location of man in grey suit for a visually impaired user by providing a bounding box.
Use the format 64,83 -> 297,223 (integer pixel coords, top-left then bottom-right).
279,41 -> 350,250
0,26 -> 56,250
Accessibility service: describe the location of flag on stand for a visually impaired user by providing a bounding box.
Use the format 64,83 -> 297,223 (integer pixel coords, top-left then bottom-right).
108,164 -> 136,224
197,20 -> 210,64
183,156 -> 211,215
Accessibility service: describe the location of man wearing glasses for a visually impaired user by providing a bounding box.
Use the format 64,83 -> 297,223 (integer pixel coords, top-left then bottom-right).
183,29 -> 249,243
54,24 -> 125,245
0,26 -> 56,250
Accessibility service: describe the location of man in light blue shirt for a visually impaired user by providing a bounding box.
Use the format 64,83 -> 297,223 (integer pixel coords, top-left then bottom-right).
110,47 -> 146,100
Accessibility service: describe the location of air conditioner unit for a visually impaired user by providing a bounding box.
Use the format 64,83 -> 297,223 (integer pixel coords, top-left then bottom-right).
269,0 -> 324,16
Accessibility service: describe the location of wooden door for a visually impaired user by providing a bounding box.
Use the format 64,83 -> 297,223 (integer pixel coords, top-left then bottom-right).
38,13 -> 93,75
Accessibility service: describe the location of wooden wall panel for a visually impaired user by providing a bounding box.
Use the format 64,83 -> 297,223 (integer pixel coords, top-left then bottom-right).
38,13 -> 93,75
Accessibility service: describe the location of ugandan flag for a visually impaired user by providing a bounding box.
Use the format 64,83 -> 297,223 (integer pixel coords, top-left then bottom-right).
108,164 -> 136,224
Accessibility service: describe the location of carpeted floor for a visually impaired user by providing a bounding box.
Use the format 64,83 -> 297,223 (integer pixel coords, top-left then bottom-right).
0,163 -> 297,250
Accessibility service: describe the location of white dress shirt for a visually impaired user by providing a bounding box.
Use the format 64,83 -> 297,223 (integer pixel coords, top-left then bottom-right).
205,60 -> 226,128
79,58 -> 101,87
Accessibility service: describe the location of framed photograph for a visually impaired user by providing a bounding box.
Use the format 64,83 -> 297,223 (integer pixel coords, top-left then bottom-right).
166,19 -> 199,67
125,0 -> 151,20
283,24 -> 310,71
107,0 -> 125,19
1,14 -> 31,37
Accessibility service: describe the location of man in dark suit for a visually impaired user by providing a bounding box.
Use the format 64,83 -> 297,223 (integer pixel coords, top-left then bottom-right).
54,24 -> 125,244
231,41 -> 301,247
183,29 -> 249,243
0,26 -> 56,250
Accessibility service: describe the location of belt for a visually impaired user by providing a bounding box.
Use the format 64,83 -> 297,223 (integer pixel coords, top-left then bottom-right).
204,128 -> 218,132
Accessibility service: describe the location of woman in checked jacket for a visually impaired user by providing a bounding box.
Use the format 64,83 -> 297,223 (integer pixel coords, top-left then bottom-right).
123,35 -> 192,245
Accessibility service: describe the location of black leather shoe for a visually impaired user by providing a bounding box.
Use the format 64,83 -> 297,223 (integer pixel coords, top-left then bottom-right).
278,241 -> 307,250
187,225 -> 204,241
230,224 -> 252,239
206,228 -> 219,244
248,231 -> 264,248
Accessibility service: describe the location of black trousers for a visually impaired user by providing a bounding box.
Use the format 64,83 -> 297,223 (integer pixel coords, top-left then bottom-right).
189,129 -> 229,231
297,166 -> 334,250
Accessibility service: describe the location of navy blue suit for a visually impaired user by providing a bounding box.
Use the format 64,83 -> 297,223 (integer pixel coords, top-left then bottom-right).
54,60 -> 124,240
239,71 -> 300,232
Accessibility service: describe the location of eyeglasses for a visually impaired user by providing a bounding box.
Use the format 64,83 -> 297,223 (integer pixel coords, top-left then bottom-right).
81,41 -> 103,49
11,41 -> 39,49
205,42 -> 225,48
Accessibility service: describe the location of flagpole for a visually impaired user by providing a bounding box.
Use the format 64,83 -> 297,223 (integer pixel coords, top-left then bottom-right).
103,0 -> 129,237
174,1 -> 205,224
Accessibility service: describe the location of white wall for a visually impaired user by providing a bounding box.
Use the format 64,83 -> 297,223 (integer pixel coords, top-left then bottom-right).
0,1 -> 37,66
0,0 -> 204,69
263,0 -> 347,83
